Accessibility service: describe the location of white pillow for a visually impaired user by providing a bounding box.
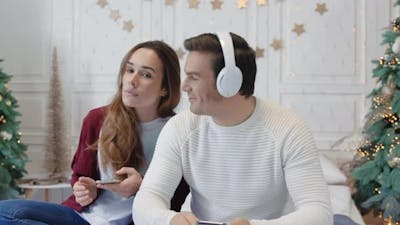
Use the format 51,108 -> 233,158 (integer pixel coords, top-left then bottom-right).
320,155 -> 347,185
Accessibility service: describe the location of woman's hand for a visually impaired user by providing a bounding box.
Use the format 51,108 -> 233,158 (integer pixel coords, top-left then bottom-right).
170,212 -> 198,225
229,218 -> 250,225
96,167 -> 142,198
73,176 -> 97,206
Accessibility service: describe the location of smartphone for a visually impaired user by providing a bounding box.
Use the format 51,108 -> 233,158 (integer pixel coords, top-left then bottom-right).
95,179 -> 121,184
197,220 -> 227,225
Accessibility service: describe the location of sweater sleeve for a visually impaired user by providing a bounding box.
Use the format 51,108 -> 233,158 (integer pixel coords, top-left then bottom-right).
250,119 -> 333,225
61,106 -> 107,212
133,116 -> 185,225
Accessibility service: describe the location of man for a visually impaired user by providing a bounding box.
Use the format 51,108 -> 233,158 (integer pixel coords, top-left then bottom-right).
132,32 -> 332,225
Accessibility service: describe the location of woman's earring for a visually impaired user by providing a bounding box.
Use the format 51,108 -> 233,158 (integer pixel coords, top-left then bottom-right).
161,88 -> 167,97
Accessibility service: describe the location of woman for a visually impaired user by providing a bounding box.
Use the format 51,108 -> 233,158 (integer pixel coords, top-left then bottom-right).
0,40 -> 189,225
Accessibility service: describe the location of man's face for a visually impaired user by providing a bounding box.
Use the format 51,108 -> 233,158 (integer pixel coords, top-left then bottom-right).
182,51 -> 223,115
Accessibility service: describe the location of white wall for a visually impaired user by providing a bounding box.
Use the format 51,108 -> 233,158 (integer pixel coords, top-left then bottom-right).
0,0 -> 399,198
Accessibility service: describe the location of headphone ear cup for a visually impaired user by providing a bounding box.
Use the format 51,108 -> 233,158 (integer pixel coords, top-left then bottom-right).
216,66 -> 243,97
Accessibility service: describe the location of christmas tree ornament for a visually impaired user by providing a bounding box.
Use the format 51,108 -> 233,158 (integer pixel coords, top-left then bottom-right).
388,156 -> 400,168
393,36 -> 400,53
392,18 -> 400,32
0,131 -> 12,141
380,56 -> 386,65
315,3 -> 328,15
6,100 -> 11,106
382,86 -> 394,96
211,0 -> 223,10
0,94 -> 2,102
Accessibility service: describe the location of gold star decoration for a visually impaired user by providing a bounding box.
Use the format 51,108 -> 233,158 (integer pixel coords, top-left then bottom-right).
165,0 -> 175,5
292,23 -> 305,36
270,39 -> 282,50
97,0 -> 108,8
188,0 -> 200,9
255,47 -> 265,58
110,9 -> 121,22
237,0 -> 248,9
123,20 -> 134,32
211,0 -> 223,10
256,0 -> 267,6
175,48 -> 185,59
315,3 -> 328,15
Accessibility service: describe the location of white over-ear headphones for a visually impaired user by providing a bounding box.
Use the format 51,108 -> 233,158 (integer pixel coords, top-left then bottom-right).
215,32 -> 243,98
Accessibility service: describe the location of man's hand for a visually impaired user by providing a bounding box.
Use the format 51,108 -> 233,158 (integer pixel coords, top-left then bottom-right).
73,176 -> 97,206
170,212 -> 198,225
96,167 -> 142,198
229,218 -> 250,225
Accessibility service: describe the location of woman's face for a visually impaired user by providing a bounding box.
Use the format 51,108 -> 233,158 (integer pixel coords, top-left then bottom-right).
122,48 -> 166,120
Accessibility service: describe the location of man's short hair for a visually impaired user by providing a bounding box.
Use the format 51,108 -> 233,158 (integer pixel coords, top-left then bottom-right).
184,32 -> 257,97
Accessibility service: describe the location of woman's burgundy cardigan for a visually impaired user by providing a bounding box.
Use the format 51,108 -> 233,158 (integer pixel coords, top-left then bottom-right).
61,106 -> 189,217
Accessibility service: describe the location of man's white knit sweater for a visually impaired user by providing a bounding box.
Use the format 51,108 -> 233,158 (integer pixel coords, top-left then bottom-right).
133,97 -> 333,225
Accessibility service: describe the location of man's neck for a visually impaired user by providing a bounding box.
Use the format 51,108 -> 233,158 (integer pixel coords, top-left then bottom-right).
212,96 -> 256,126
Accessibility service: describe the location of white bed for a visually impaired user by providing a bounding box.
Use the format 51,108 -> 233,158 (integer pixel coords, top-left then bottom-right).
320,154 -> 365,225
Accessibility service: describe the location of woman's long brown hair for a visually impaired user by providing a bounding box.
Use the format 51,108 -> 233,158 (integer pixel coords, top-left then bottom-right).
91,41 -> 181,173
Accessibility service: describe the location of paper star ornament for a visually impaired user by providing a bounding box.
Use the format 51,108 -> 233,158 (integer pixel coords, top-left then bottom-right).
188,0 -> 200,9
270,39 -> 282,50
315,3 -> 328,15
292,23 -> 305,36
211,0 -> 223,10
123,20 -> 134,32
255,47 -> 265,58
175,48 -> 185,59
97,0 -> 108,8
237,0 -> 248,9
110,9 -> 121,22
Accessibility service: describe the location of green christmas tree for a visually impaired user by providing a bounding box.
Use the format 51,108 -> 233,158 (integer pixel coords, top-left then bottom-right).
0,61 -> 28,199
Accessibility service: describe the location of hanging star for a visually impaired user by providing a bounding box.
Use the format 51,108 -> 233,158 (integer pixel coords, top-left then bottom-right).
292,23 -> 305,36
270,39 -> 282,50
315,3 -> 328,15
237,0 -> 248,9
165,0 -> 175,5
110,9 -> 121,22
211,0 -> 223,10
255,47 -> 265,58
97,0 -> 108,8
256,0 -> 267,6
188,0 -> 200,9
123,20 -> 134,32
175,48 -> 185,59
